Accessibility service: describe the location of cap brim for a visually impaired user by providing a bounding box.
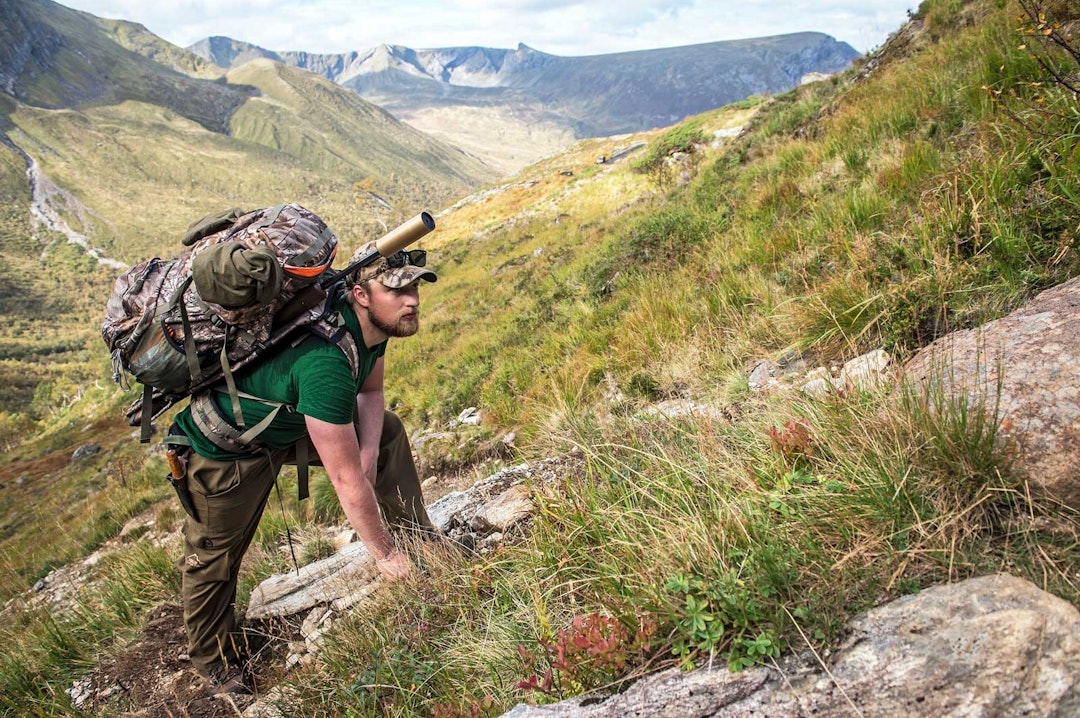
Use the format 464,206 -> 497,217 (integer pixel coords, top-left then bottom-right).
375,266 -> 438,288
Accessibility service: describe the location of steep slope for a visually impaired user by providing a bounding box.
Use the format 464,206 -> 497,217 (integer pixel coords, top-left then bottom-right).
226,59 -> 490,193
96,16 -> 227,81
0,0 -> 248,132
3,1 -> 1080,716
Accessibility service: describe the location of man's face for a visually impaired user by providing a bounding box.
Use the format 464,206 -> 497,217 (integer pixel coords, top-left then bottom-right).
357,280 -> 421,338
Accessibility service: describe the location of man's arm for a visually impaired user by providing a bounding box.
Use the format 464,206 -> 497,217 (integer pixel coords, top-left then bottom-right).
354,356 -> 386,488
305,410 -> 410,578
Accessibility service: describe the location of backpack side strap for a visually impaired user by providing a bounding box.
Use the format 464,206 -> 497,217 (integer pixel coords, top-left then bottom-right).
189,392 -> 291,454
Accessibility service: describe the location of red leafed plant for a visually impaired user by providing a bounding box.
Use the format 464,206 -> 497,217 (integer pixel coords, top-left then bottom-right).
768,420 -> 814,464
517,612 -> 655,699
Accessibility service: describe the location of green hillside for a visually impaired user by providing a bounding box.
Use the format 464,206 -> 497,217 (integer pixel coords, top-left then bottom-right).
1,0 -> 1079,716
226,59 -> 490,194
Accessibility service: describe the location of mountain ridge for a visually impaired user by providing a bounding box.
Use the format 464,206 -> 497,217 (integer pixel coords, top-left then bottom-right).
190,32 -> 860,171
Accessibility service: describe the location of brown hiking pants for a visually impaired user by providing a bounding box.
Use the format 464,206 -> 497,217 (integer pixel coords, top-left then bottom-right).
178,410 -> 433,673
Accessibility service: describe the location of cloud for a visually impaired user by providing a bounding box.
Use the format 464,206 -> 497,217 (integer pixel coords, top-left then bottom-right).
60,0 -> 912,55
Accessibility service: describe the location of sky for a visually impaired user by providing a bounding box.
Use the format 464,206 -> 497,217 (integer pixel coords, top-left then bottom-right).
56,0 -> 917,57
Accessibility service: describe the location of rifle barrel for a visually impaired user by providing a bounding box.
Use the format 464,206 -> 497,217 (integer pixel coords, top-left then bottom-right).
321,211 -> 435,287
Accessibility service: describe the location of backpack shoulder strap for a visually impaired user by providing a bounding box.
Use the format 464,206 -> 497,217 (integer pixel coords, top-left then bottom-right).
307,314 -> 361,380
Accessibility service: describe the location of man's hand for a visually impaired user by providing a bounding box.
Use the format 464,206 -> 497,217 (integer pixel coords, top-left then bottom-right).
375,547 -> 412,580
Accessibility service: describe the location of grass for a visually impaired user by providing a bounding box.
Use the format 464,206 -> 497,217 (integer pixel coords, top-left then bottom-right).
255,370 -> 1076,716
2,0 -> 1080,714
0,539 -> 180,717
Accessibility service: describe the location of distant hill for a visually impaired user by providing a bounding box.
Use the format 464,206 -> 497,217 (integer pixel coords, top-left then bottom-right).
190,33 -> 860,172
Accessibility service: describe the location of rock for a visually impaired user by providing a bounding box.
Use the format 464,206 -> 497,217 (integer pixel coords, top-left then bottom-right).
301,606 -> 331,639
799,71 -> 831,85
839,348 -> 892,390
459,407 -> 481,426
904,276 -> 1080,508
469,485 -> 534,533
421,476 -> 439,491
477,532 -> 504,553
499,574 -> 1080,717
330,529 -> 355,551
246,459 -> 574,620
799,350 -> 894,396
119,516 -> 154,538
330,581 -> 381,612
799,376 -> 834,397
243,686 -> 300,717
67,676 -> 94,711
413,430 -> 453,450
748,360 -> 780,390
245,541 -> 379,620
71,444 -> 100,463
640,399 -> 727,421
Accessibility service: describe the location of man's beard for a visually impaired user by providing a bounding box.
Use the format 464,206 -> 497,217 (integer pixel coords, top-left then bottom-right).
367,306 -> 419,338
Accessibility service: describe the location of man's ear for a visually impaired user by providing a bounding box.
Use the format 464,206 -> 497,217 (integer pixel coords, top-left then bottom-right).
351,283 -> 372,309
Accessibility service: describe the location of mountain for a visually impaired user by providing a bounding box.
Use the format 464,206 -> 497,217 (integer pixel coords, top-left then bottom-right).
0,0 -> 245,132
0,0 -> 495,412
190,34 -> 860,173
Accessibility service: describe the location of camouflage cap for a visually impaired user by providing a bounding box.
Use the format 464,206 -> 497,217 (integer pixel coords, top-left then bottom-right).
347,241 -> 438,288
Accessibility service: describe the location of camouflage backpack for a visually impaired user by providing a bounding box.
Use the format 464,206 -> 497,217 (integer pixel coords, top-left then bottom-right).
102,203 -> 359,441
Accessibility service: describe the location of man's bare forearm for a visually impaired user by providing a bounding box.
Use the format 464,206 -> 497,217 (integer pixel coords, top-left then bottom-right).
354,389 -> 384,486
305,415 -> 395,559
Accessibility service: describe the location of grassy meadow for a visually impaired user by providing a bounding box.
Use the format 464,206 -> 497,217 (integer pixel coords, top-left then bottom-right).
1,0 -> 1080,715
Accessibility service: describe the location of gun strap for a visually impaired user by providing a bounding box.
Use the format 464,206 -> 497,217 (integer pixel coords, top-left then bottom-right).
295,439 -> 310,501
189,392 -> 288,454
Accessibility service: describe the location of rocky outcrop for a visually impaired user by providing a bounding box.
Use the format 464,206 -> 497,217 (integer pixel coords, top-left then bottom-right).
501,574 -> 1080,717
904,276 -> 1080,508
245,456 -> 579,621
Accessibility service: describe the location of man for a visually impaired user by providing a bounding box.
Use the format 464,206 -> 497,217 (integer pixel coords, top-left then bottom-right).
168,240 -> 437,696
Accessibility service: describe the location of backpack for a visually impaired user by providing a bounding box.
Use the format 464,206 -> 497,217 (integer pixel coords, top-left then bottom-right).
102,203 -> 359,444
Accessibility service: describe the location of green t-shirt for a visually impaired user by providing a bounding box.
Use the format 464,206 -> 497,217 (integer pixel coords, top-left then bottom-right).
174,301 -> 386,459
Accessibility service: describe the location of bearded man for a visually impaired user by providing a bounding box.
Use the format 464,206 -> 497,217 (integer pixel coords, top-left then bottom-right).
167,240 -> 437,696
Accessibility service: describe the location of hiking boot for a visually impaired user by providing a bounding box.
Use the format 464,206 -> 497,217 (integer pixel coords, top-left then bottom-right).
198,663 -> 251,697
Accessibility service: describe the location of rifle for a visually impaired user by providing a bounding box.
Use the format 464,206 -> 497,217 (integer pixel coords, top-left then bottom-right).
270,212 -> 435,326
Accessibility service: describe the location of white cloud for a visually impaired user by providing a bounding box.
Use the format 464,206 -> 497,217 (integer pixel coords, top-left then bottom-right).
60,0 -> 913,55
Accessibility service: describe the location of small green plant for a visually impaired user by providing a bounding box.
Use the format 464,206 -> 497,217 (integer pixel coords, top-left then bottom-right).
664,571 -> 780,671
